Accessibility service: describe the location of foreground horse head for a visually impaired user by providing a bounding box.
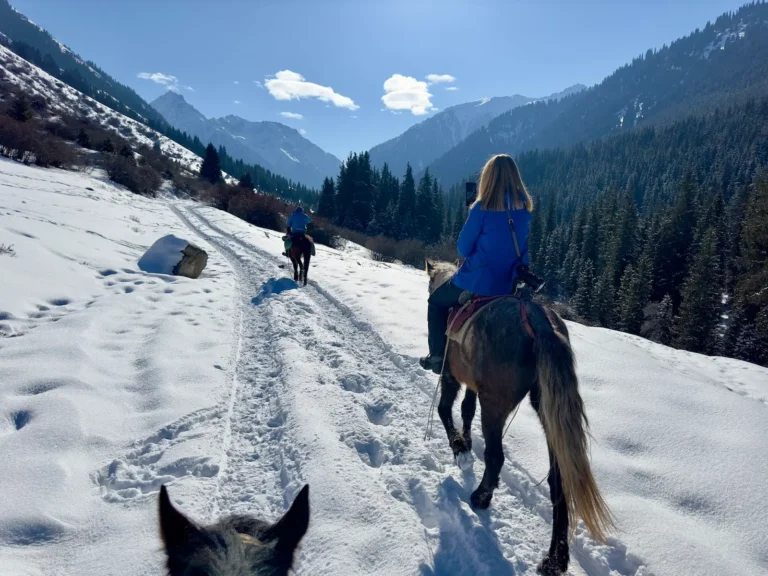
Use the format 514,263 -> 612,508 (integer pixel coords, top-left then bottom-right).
159,484 -> 310,576
425,260 -> 613,575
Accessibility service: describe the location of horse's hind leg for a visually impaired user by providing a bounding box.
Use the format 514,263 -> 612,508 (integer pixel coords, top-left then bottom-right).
303,253 -> 311,286
436,372 -> 470,459
530,384 -> 569,575
470,392 -> 508,509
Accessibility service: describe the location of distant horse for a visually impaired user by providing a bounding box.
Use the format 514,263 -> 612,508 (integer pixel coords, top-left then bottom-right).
288,233 -> 313,286
159,484 -> 310,576
426,261 -> 613,576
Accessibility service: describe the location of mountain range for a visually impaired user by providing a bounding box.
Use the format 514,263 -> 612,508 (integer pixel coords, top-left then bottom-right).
368,85 -> 585,177
423,6 -> 768,186
151,92 -> 341,188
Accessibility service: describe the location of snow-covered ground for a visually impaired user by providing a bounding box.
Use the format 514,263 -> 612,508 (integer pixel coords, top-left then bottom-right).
2,158 -> 768,576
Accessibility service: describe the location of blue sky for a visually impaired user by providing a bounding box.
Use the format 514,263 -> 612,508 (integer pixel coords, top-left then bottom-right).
13,0 -> 745,160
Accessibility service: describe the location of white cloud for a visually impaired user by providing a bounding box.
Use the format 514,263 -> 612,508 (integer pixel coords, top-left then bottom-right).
137,72 -> 178,86
138,72 -> 194,94
265,70 -> 358,110
280,112 -> 304,120
445,86 -> 459,91
426,74 -> 456,85
381,74 -> 434,115
299,128 -> 307,135
253,80 -> 264,88
233,80 -> 240,85
234,100 -> 241,104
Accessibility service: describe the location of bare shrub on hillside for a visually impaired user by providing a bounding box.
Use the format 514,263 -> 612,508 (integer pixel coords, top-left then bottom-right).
105,155 -> 161,196
227,192 -> 286,232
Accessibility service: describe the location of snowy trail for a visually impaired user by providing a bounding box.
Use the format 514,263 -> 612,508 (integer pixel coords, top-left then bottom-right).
174,204 -> 648,576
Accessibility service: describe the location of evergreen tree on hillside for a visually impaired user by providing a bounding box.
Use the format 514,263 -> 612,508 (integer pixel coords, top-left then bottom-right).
415,169 -> 435,242
592,268 -> 616,327
674,228 -> 722,354
317,177 -> 336,219
734,172 -> 768,351
433,179 -> 445,243
76,129 -> 91,149
398,164 -> 417,238
200,143 -> 222,184
653,294 -> 675,346
573,260 -> 595,320
335,154 -> 354,227
653,174 -> 698,307
8,93 -> 32,122
238,172 -> 255,190
98,138 -> 115,154
349,152 -> 374,231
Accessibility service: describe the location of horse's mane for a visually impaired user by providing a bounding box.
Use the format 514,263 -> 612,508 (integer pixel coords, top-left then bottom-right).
429,261 -> 457,289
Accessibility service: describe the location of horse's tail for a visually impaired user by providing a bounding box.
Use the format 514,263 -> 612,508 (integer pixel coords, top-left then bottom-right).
534,324 -> 614,543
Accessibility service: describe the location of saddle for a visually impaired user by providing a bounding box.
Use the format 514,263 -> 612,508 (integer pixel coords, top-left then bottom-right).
446,292 -> 537,347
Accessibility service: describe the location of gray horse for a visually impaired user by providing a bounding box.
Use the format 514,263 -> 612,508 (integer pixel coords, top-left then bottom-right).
159,484 -> 309,576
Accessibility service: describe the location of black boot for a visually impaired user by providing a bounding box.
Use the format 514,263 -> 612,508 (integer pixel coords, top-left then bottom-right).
419,355 -> 443,374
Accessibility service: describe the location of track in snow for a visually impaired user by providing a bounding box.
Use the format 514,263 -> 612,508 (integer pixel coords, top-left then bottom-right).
166,204 -> 647,576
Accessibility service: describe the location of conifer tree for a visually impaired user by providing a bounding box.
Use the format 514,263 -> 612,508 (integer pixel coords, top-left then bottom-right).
674,228 -> 722,353
76,129 -> 91,149
200,143 -> 222,184
398,164 -> 417,238
8,93 -> 32,122
238,172 -> 255,190
317,177 -> 336,219
98,138 -> 115,154
734,173 -> 768,351
573,259 -> 595,320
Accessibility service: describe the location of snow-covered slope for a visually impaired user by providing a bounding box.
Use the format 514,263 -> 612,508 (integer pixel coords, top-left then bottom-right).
368,85 -> 585,176
152,91 -> 341,187
1,159 -> 767,576
0,43 -> 204,175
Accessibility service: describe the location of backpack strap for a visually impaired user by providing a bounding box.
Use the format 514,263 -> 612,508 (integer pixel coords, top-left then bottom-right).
505,184 -> 523,259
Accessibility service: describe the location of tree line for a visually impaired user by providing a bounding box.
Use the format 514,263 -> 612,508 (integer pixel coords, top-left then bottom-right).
315,152 -> 446,246
308,98 -> 768,367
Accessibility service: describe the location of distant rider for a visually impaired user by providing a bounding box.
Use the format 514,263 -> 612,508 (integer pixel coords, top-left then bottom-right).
283,206 -> 312,256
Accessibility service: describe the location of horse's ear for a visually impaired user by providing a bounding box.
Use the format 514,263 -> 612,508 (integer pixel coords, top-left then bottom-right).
158,485 -> 203,553
425,259 -> 435,273
265,485 -> 310,555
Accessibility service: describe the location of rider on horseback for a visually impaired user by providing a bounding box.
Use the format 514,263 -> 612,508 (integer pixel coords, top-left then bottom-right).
419,154 -> 534,374
283,206 -> 312,256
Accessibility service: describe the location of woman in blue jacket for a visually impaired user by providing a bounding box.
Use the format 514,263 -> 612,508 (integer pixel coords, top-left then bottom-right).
419,154 -> 534,373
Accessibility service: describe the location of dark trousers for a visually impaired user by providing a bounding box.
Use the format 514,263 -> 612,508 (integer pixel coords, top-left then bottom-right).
428,281 -> 464,356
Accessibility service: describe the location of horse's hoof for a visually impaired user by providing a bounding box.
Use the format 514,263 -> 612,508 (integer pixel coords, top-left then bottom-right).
536,558 -> 565,575
456,451 -> 474,471
450,432 -> 469,457
536,550 -> 569,575
470,487 -> 493,509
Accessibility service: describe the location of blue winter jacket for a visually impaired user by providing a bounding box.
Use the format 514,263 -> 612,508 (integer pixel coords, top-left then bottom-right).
452,195 -> 532,297
287,209 -> 312,233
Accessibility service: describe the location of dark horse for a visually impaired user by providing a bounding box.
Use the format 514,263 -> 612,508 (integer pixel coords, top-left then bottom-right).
288,233 -> 313,286
426,261 -> 613,575
159,484 -> 310,576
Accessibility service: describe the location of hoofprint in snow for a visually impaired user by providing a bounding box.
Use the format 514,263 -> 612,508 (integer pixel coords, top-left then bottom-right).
0,159 -> 767,575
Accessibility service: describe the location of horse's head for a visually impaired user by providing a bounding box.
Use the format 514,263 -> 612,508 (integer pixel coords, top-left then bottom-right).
159,484 -> 310,576
425,259 -> 457,295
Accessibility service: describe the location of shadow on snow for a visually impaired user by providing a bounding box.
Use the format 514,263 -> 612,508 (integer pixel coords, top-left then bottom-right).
251,277 -> 298,306
420,476 -> 516,576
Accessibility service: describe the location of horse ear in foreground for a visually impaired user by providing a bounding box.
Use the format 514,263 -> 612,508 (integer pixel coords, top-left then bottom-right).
159,484 -> 310,576
427,262 -> 614,576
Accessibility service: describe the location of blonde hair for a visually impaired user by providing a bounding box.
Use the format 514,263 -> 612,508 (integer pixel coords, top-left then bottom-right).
474,154 -> 533,212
